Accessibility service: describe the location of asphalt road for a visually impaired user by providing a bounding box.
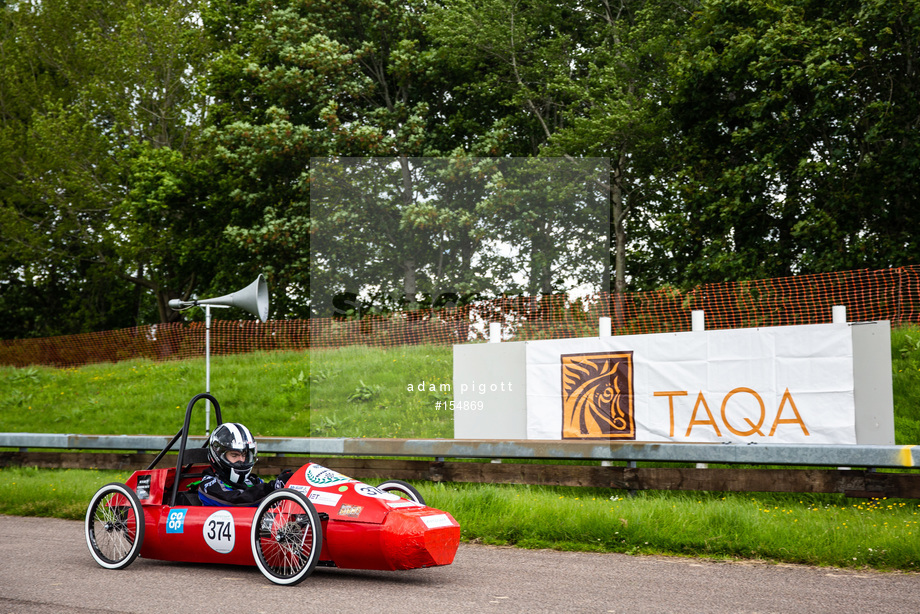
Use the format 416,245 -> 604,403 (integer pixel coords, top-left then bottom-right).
2,515 -> 919,614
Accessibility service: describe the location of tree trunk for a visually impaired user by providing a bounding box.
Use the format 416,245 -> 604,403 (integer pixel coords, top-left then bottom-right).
398,155 -> 419,309
612,159 -> 627,330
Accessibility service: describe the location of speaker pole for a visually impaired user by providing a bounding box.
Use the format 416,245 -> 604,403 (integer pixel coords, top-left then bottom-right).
168,274 -> 270,436
200,304 -> 228,436
205,305 -> 212,435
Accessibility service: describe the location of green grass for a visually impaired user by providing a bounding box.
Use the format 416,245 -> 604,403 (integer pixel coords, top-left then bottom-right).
0,351 -> 311,437
423,483 -> 920,570
3,326 -> 917,441
0,466 -> 134,519
0,345 -> 453,438
2,325 -> 920,570
2,326 -> 918,442
308,345 -> 452,438
2,466 -> 919,571
893,325 -> 920,445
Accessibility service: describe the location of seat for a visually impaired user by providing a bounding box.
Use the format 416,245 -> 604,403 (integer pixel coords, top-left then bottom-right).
166,447 -> 210,506
180,447 -> 209,466
175,490 -> 202,506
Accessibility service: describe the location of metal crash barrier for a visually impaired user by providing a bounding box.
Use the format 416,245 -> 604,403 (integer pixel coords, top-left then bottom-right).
1,433 -> 918,467
2,433 -> 919,498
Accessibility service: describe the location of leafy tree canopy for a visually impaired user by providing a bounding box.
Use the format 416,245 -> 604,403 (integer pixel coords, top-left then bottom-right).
1,0 -> 918,338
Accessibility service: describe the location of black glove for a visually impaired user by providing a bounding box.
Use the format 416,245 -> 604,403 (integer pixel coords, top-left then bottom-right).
276,469 -> 294,486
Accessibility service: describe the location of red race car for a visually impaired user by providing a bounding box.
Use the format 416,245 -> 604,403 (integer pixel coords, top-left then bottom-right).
84,393 -> 460,585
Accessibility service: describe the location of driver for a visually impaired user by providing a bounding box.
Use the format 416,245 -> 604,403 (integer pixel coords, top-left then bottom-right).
197,422 -> 292,506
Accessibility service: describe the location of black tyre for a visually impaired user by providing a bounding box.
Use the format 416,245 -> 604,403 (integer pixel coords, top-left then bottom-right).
251,489 -> 322,585
85,482 -> 145,570
376,479 -> 425,505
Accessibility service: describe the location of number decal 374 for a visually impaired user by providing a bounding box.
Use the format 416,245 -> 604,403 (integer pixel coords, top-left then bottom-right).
207,518 -> 232,541
202,510 -> 236,554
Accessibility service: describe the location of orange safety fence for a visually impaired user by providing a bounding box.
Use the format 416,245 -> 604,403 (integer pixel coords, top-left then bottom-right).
2,266 -> 919,368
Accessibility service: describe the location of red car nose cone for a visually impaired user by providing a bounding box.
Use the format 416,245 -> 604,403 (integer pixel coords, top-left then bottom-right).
380,508 -> 461,570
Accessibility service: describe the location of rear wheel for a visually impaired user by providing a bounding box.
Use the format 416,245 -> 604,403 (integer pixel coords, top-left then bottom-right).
85,483 -> 145,570
251,489 -> 322,585
376,479 -> 425,505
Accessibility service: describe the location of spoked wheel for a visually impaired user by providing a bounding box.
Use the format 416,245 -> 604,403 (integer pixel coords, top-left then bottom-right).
376,479 -> 425,505
251,489 -> 322,585
85,482 -> 145,570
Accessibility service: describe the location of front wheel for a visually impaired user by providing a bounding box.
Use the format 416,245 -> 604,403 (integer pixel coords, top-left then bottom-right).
376,479 -> 425,505
251,489 -> 322,585
85,482 -> 145,570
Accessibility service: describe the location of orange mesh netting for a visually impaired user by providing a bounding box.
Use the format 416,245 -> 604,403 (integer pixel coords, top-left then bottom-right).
2,266 -> 918,368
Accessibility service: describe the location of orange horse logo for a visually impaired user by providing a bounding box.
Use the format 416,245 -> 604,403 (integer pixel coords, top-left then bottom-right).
561,351 -> 635,440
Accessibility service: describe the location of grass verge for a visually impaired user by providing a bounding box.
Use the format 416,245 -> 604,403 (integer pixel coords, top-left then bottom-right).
2,466 -> 919,571
0,345 -> 453,438
424,482 -> 920,570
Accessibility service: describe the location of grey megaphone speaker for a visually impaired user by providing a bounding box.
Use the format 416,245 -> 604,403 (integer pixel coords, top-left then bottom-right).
169,274 -> 270,321
198,274 -> 269,321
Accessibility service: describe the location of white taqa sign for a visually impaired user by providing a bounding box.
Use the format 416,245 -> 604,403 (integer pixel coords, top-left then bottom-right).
526,323 -> 860,444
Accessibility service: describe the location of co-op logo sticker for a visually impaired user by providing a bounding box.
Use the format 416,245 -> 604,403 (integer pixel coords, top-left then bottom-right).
561,351 -> 635,440
203,510 -> 235,554
166,508 -> 188,534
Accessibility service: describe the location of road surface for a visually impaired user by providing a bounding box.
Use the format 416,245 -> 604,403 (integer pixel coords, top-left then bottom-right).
1,515 -> 918,613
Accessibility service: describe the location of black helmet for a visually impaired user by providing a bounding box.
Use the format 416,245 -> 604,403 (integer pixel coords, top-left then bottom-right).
207,422 -> 257,485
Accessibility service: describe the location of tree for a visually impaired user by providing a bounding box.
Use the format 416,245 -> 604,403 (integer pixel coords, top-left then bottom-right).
0,0 -> 221,336
429,0 -> 690,327
661,0 -> 920,286
206,0 -> 485,317
308,156 -> 609,318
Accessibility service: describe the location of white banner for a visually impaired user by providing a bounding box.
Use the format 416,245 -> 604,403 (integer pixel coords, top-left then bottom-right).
525,323 -> 856,444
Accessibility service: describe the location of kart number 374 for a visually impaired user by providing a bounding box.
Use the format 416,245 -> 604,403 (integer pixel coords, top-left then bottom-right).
203,510 -> 236,553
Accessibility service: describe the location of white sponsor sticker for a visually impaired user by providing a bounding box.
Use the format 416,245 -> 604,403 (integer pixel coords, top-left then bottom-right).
307,490 -> 343,507
203,510 -> 235,553
355,483 -> 401,501
305,464 -> 352,488
421,514 -> 453,529
386,500 -> 423,508
288,484 -> 311,495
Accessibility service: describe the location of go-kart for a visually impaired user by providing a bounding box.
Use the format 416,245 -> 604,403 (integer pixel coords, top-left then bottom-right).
84,393 -> 460,585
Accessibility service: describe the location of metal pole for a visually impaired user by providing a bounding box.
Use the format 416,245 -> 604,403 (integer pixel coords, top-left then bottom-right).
205,305 -> 211,436
599,317 -> 612,337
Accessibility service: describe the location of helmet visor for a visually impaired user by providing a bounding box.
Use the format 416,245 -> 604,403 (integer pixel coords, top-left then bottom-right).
224,446 -> 255,466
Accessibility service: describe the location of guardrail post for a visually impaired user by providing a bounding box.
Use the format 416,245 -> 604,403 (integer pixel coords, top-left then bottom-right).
833,305 -> 847,323
489,322 -> 501,343
599,317 -> 612,337
627,460 -> 638,497
691,310 -> 705,332
692,310 -> 710,469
